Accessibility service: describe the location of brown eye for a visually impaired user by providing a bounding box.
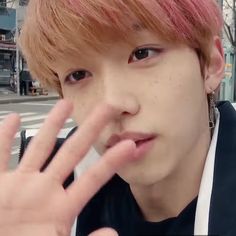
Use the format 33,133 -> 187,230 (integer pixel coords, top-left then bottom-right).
134,49 -> 150,60
65,70 -> 92,83
128,47 -> 163,63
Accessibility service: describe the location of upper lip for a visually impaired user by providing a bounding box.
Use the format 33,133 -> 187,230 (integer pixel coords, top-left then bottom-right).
106,131 -> 157,149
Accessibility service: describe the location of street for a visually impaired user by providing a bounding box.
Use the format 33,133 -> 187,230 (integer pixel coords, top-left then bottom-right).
0,100 -> 77,169
0,99 -> 99,176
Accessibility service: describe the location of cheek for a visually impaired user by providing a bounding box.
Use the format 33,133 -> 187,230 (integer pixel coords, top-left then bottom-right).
153,52 -> 204,107
142,53 -> 206,135
62,85 -> 100,124
61,83 -> 108,155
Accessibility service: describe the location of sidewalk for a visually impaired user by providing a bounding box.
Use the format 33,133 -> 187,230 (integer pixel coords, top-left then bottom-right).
0,88 -> 59,104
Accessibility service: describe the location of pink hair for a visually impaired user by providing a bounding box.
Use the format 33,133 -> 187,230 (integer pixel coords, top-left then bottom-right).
19,0 -> 223,93
68,0 -> 222,44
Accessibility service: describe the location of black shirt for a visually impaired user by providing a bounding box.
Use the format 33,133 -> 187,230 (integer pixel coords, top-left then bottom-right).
76,175 -> 197,236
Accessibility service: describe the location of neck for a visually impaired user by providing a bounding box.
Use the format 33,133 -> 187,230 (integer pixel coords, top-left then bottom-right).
130,129 -> 211,222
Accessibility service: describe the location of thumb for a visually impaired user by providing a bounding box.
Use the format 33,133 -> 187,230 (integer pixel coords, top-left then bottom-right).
88,227 -> 118,236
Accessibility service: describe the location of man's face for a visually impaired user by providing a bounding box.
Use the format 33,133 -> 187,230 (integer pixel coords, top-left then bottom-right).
54,31 -> 210,185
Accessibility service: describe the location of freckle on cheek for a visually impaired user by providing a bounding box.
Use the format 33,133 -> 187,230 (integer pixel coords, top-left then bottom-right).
153,80 -> 159,85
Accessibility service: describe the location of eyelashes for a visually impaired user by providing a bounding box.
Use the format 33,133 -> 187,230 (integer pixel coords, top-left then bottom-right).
65,70 -> 92,83
128,47 -> 163,63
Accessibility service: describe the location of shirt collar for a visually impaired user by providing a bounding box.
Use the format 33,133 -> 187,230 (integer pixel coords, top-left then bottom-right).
194,108 -> 220,235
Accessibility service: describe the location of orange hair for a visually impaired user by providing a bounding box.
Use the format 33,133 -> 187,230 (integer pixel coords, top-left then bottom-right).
19,0 -> 223,94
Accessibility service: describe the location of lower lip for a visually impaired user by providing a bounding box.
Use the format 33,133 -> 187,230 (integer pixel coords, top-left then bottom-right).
134,138 -> 156,160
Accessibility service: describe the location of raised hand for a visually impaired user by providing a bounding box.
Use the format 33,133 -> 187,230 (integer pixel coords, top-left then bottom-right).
0,100 -> 136,236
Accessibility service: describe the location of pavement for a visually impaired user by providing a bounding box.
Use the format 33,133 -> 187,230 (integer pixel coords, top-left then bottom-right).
0,87 -> 59,104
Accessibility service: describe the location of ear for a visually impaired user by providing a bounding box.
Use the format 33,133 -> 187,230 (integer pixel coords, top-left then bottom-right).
204,36 -> 225,94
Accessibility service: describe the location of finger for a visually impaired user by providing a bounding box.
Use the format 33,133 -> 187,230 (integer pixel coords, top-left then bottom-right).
0,113 -> 20,171
88,228 -> 118,236
18,100 -> 73,171
45,103 -> 119,182
67,140 -> 136,214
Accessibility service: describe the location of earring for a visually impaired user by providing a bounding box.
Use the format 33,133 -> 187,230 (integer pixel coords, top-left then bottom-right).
208,90 -> 216,129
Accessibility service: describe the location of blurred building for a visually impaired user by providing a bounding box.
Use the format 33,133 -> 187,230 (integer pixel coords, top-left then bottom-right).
220,0 -> 236,102
0,0 -> 16,86
0,0 -> 28,91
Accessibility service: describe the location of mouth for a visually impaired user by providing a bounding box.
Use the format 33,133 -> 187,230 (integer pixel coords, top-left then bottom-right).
135,137 -> 155,147
133,137 -> 156,159
106,132 -> 157,159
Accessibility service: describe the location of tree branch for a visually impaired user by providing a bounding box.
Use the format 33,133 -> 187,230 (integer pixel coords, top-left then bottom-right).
224,21 -> 234,44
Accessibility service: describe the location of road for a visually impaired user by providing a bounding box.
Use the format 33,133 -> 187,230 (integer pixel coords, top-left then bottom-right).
0,100 -> 78,169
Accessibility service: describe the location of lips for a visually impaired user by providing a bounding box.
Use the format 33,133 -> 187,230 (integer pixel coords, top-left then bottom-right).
135,137 -> 155,147
106,132 -> 157,149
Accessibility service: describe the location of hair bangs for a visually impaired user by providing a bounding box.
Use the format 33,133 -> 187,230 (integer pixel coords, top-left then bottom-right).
19,0 -> 223,90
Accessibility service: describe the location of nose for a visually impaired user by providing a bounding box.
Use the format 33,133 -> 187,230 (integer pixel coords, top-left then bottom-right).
101,72 -> 140,118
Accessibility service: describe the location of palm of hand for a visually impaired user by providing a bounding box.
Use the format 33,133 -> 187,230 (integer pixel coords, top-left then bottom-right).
0,100 -> 136,236
0,172 -> 74,234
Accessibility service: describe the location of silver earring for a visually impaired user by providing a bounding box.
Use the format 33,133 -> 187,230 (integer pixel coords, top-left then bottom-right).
209,91 -> 216,129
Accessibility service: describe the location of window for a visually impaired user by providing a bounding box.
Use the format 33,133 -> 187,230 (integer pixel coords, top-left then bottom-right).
0,52 -> 12,71
0,35 -> 6,41
0,0 -> 6,7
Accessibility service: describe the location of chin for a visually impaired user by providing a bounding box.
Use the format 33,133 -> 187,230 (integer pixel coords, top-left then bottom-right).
117,164 -> 168,186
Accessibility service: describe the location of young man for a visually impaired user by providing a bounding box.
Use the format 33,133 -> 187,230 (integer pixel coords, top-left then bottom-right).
0,0 -> 235,235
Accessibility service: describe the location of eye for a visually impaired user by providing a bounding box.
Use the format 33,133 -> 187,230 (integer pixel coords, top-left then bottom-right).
65,70 -> 92,83
128,47 -> 163,63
